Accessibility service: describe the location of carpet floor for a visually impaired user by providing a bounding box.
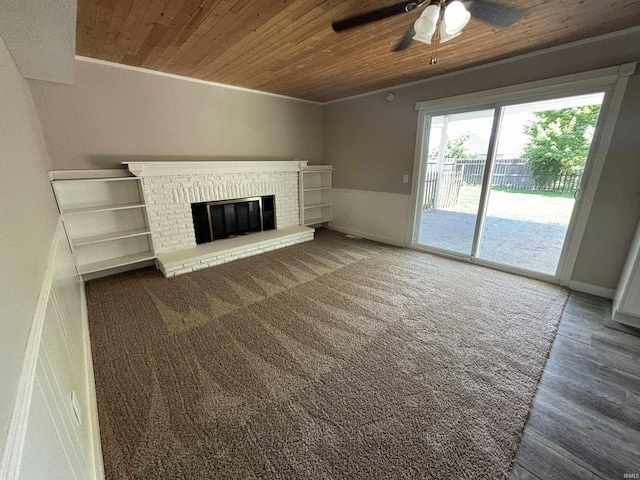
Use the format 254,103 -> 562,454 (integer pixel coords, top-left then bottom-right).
86,228 -> 568,479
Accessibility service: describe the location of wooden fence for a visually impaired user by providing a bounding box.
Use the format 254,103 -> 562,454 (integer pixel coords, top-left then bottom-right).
423,158 -> 582,211
455,158 -> 583,192
423,164 -> 463,210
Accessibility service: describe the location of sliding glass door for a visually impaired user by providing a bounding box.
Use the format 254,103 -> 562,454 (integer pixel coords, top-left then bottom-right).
414,92 -> 605,279
476,94 -> 604,275
416,108 -> 496,256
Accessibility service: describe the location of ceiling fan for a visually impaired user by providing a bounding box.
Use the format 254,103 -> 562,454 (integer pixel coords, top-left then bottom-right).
332,1 -> 526,52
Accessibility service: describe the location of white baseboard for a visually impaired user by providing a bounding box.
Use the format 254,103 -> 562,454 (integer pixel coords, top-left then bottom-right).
326,225 -> 406,247
80,285 -> 105,479
568,280 -> 615,299
0,219 -> 61,479
330,188 -> 410,248
612,310 -> 640,328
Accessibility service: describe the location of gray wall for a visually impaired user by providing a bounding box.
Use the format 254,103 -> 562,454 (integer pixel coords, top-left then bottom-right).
28,59 -> 324,170
323,29 -> 640,290
0,35 -> 59,449
572,73 -> 640,288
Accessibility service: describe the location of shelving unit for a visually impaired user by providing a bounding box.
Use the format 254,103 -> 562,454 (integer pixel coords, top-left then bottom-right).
51,172 -> 156,278
299,165 -> 332,226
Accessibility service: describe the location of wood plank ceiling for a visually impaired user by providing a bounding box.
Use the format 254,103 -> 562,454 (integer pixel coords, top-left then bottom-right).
77,0 -> 640,102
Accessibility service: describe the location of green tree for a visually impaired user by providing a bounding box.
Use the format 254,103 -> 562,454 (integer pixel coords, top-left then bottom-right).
430,133 -> 471,160
522,105 -> 600,186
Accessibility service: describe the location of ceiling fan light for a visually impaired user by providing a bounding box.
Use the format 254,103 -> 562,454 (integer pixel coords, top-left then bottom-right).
439,20 -> 462,43
412,4 -> 440,44
443,1 -> 470,34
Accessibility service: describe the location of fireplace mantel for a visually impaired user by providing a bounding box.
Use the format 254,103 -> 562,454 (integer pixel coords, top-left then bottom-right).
124,160 -> 308,177
125,158 -> 314,276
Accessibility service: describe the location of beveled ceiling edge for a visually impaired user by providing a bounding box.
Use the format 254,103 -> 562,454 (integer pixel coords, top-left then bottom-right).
75,25 -> 640,106
0,0 -> 76,84
75,56 -> 322,106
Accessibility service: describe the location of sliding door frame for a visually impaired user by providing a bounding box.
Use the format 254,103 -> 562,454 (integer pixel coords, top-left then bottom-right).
407,63 -> 636,286
469,106 -> 503,260
410,103 -> 499,260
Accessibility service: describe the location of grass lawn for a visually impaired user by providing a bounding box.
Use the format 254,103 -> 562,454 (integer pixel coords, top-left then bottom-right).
444,185 -> 575,225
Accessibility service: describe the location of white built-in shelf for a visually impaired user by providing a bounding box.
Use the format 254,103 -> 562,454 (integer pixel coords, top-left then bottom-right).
77,251 -> 156,275
63,201 -> 146,215
54,176 -> 141,183
303,215 -> 332,226
72,228 -> 151,247
304,202 -> 331,209
299,165 -> 332,226
51,172 -> 156,278
49,168 -> 133,181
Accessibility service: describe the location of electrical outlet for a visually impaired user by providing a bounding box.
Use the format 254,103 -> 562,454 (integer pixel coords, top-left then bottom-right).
403,174 -> 409,184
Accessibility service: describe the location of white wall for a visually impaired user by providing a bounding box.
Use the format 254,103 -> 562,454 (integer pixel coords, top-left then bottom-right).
28,58 -> 324,170
0,34 -> 60,455
18,225 -> 103,479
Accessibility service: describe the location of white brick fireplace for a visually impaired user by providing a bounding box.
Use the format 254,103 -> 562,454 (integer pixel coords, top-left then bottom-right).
125,160 -> 315,276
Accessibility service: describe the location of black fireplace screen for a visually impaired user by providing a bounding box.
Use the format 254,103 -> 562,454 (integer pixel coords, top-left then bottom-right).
191,196 -> 275,244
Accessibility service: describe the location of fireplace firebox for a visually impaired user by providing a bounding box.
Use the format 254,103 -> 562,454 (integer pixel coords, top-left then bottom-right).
191,196 -> 275,244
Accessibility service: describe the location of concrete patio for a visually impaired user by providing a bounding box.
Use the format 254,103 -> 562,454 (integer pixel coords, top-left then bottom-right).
418,210 -> 568,275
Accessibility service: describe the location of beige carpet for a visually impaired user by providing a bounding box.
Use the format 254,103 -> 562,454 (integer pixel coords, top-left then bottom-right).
86,228 -> 567,479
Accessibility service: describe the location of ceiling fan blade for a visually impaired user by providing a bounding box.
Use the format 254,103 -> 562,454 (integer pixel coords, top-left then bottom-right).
393,26 -> 416,51
332,1 -> 421,32
468,0 -> 526,28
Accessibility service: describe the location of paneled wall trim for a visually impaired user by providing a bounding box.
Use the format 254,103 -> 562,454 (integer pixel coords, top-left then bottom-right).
0,221 -> 60,479
329,188 -> 411,247
0,220 -> 103,479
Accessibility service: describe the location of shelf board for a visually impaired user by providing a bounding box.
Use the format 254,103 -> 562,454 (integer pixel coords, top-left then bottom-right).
303,202 -> 331,209
49,169 -> 134,181
302,187 -> 331,192
63,201 -> 146,215
303,216 -> 331,226
72,228 -> 151,247
77,251 -> 156,275
302,167 -> 333,173
53,176 -> 139,183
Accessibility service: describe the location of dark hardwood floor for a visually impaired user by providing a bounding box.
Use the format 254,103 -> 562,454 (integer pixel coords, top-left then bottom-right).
510,292 -> 640,480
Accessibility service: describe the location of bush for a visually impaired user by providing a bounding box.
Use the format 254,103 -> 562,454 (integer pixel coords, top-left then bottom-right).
529,156 -> 562,188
